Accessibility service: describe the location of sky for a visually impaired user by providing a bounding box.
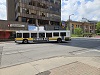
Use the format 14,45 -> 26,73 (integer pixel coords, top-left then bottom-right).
0,0 -> 100,21
0,0 -> 6,20
61,0 -> 100,21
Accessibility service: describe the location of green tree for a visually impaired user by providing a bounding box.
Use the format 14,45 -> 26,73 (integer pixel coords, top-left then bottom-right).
96,22 -> 100,33
74,28 -> 82,35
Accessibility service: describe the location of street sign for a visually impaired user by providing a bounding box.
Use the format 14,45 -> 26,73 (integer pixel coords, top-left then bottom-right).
9,24 -> 25,27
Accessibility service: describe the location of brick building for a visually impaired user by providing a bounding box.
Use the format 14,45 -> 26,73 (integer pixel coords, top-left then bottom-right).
66,21 -> 97,34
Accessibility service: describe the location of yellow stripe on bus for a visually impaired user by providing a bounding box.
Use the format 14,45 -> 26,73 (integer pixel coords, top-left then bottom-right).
49,37 -> 58,40
15,38 -> 33,41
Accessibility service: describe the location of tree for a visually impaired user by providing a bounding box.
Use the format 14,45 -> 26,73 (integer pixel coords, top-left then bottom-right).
74,28 -> 82,35
96,22 -> 100,33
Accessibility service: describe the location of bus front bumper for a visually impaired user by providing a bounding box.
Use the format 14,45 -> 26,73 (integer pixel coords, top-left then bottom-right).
15,40 -> 22,43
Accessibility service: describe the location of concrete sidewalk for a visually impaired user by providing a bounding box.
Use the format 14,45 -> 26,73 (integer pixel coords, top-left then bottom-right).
72,36 -> 99,38
0,56 -> 100,75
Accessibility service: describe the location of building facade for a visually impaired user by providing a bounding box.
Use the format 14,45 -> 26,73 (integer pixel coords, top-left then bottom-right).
0,19 -> 65,40
0,20 -> 28,40
66,21 -> 97,34
0,0 -> 62,40
6,0 -> 61,26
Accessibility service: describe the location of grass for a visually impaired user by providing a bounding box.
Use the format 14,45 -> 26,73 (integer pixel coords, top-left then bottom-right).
71,34 -> 83,37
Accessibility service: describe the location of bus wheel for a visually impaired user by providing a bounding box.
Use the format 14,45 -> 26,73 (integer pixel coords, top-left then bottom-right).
57,38 -> 62,43
23,39 -> 28,44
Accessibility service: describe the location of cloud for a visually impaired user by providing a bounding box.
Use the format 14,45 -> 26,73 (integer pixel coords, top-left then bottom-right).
61,0 -> 100,21
0,0 -> 7,20
0,0 -> 6,4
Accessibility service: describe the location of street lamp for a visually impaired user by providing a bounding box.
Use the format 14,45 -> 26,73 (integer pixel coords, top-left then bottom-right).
27,19 -> 29,30
69,14 -> 74,21
68,14 -> 74,33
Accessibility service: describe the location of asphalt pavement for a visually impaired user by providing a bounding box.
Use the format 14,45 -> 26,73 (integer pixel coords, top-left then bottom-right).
0,38 -> 100,68
0,37 -> 100,75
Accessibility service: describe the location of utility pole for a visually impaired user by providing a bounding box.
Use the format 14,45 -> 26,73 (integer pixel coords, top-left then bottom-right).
36,19 -> 39,40
27,19 -> 29,30
69,14 -> 74,34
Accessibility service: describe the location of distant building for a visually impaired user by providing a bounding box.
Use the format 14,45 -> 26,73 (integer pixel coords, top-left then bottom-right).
65,21 -> 98,34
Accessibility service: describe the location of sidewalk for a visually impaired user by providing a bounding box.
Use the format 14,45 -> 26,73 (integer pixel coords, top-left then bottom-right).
72,36 -> 100,39
0,41 -> 14,43
0,56 -> 100,75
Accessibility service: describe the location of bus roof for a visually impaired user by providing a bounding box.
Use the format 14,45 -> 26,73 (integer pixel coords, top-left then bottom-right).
16,30 -> 70,33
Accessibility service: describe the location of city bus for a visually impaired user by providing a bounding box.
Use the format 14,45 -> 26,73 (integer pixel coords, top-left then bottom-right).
15,30 -> 71,43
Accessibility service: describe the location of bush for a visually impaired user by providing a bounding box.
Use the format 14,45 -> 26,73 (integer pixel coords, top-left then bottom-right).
96,22 -> 100,33
83,33 -> 92,37
71,34 -> 83,37
97,33 -> 100,35
65,37 -> 71,41
74,28 -> 82,35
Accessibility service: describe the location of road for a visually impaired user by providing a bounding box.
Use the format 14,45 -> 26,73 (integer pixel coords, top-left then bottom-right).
0,38 -> 100,68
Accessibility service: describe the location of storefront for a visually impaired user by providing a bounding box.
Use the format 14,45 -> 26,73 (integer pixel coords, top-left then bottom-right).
0,20 -> 27,41
0,30 -> 15,41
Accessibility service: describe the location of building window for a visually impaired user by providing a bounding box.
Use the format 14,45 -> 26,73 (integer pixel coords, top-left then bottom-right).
45,0 -> 49,1
50,0 -> 54,3
30,10 -> 37,15
20,0 -> 27,4
54,26 -> 59,30
29,1 -> 36,6
72,24 -> 74,29
18,6 -> 20,12
22,8 -> 26,13
22,8 -> 29,14
37,2 -> 47,9
78,25 -> 80,28
26,9 -> 29,14
39,12 -> 46,17
76,25 -> 77,28
22,17 -> 27,22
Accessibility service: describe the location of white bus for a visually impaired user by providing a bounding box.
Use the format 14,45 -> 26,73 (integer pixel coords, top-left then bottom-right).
15,30 -> 71,43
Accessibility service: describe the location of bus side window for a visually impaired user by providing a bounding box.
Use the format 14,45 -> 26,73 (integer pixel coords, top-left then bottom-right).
53,32 -> 59,36
46,33 -> 52,37
31,33 -> 37,38
17,33 -> 22,38
39,33 -> 45,38
60,32 -> 66,36
23,33 -> 29,38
